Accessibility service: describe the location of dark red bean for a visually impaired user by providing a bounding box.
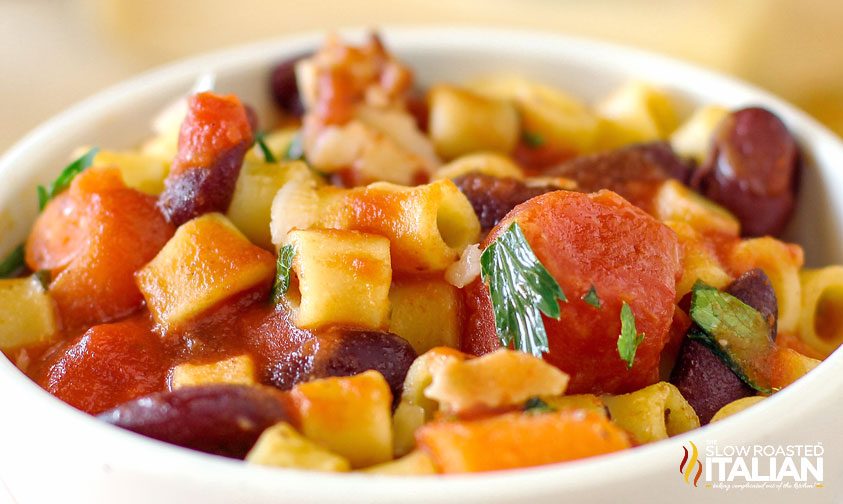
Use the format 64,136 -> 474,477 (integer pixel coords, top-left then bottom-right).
267,329 -> 417,404
547,142 -> 693,211
270,53 -> 310,117
452,173 -> 559,232
725,268 -> 778,339
691,107 -> 799,237
98,385 -> 291,459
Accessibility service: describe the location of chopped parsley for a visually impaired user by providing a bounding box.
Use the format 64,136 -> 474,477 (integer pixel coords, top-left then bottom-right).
582,284 -> 602,309
523,396 -> 556,415
254,131 -> 278,163
522,131 -> 545,148
272,244 -> 295,303
38,147 -> 99,210
617,302 -> 644,369
0,244 -> 25,278
688,281 -> 773,393
480,222 -> 567,357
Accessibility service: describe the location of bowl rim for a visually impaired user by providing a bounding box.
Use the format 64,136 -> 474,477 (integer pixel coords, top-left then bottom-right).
1,26 -> 841,502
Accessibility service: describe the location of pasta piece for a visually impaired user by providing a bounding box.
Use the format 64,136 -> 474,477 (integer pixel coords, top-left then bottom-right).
391,401 -> 426,458
670,105 -> 730,163
269,171 -> 323,248
709,396 -> 765,424
424,349 -> 569,415
653,180 -> 740,237
798,266 -> 843,357
432,152 -> 524,181
427,84 -> 519,160
246,422 -> 351,472
284,229 -> 392,331
595,82 -> 678,149
401,347 -> 469,420
602,382 -> 700,444
92,150 -> 169,195
290,370 -> 393,468
470,74 -> 599,153
0,276 -> 57,351
320,179 -> 481,272
170,355 -> 256,389
542,394 -> 608,417
770,346 -> 821,389
729,237 -> 804,335
136,213 -> 275,331
388,277 -> 461,354
665,220 -> 732,300
227,160 -> 312,249
362,451 -> 437,476
415,410 -> 630,473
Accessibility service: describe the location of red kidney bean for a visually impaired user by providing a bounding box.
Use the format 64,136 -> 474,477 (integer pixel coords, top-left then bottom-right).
267,329 -> 417,404
547,142 -> 693,211
691,107 -> 799,237
98,385 -> 291,459
452,173 -> 559,232
270,53 -> 310,117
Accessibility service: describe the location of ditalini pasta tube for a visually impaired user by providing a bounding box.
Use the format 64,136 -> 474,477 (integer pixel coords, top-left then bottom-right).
272,179 -> 481,273
602,382 -> 700,444
798,266 -> 843,357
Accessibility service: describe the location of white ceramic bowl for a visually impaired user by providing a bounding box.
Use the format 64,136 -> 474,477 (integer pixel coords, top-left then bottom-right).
0,28 -> 840,504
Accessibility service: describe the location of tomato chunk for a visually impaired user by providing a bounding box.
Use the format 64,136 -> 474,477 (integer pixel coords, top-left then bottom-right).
463,190 -> 681,394
34,314 -> 167,414
26,168 -> 175,329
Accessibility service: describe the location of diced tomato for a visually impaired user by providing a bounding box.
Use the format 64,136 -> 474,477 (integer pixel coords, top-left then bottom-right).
34,313 -> 167,414
463,190 -> 682,394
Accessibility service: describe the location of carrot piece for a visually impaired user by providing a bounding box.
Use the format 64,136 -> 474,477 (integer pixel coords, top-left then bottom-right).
416,409 -> 631,473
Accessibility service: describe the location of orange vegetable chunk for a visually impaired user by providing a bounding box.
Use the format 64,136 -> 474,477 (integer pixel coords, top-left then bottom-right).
463,190 -> 682,394
416,410 -> 630,473
136,213 -> 275,331
770,346 -> 820,390
25,168 -> 175,329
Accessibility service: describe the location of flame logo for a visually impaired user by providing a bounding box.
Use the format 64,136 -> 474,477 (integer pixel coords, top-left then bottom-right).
679,441 -> 703,487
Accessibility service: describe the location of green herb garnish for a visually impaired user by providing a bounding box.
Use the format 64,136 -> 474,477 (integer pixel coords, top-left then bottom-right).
618,302 -> 644,369
255,131 -> 278,163
38,147 -> 99,210
0,244 -> 25,278
688,281 -> 773,393
582,284 -> 602,309
272,244 -> 295,303
523,396 -> 556,415
284,132 -> 305,161
522,131 -> 545,148
480,222 -> 566,357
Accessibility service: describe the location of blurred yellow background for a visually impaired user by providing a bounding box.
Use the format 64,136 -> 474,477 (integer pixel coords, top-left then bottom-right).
1,0 -> 842,151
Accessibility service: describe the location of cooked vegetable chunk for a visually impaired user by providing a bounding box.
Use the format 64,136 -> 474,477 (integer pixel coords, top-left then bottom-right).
246,422 -> 350,471
99,384 -> 291,459
416,410 -> 630,473
136,213 -> 275,331
35,314 -> 167,414
464,190 -> 682,394
290,371 -> 393,468
0,276 -> 58,351
170,355 -> 257,389
158,92 -> 254,226
26,168 -> 174,329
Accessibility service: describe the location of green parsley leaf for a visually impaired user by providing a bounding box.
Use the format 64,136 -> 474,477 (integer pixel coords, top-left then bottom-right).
480,222 -> 567,357
617,301 -> 645,369
38,147 -> 99,210
582,284 -> 602,309
254,131 -> 278,163
284,132 -> 305,161
272,244 -> 295,303
0,244 -> 25,278
688,281 -> 773,393
522,131 -> 545,148
523,396 -> 556,415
